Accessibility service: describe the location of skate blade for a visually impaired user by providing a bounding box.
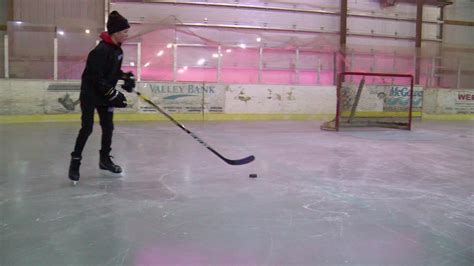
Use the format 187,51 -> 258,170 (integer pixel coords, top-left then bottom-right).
100,169 -> 123,178
71,180 -> 78,186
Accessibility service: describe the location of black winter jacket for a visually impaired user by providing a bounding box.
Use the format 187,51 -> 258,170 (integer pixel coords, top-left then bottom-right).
80,32 -> 125,106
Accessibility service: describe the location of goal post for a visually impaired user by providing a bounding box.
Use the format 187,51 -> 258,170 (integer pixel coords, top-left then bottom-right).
321,72 -> 415,131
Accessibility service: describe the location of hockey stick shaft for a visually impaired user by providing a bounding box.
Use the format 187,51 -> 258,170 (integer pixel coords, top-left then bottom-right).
135,91 -> 255,165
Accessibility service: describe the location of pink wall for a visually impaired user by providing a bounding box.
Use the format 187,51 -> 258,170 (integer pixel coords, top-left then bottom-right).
221,69 -> 259,84
55,40 -> 433,86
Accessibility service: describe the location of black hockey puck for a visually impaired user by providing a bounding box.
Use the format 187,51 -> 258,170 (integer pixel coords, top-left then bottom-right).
249,174 -> 257,178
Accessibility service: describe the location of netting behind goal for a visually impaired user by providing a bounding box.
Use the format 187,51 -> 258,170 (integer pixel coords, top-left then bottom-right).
321,72 -> 415,131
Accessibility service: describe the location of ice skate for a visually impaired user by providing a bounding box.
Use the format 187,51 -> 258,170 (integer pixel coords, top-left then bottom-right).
68,157 -> 81,185
99,155 -> 123,177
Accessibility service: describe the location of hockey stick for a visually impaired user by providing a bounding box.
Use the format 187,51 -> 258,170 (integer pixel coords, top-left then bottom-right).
135,91 -> 255,166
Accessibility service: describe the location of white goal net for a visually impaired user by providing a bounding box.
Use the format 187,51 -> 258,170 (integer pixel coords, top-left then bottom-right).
321,72 -> 418,131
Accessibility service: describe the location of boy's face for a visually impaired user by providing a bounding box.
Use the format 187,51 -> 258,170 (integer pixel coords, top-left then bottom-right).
113,29 -> 129,43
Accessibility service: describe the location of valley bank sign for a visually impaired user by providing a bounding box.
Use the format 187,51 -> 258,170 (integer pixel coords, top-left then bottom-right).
138,83 -> 225,113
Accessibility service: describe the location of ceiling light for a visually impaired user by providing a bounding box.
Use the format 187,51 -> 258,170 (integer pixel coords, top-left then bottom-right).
197,58 -> 206,65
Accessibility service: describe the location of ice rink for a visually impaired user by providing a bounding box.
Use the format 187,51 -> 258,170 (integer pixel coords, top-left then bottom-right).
1,120 -> 473,265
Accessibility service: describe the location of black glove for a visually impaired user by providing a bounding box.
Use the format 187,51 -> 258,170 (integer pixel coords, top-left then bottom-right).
121,71 -> 134,81
122,78 -> 135,92
104,88 -> 127,108
121,72 -> 135,93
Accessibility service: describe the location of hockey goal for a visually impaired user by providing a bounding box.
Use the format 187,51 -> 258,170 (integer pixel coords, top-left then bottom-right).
321,72 -> 415,131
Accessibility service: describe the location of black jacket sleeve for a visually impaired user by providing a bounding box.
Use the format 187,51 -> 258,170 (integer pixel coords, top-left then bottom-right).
86,48 -> 113,96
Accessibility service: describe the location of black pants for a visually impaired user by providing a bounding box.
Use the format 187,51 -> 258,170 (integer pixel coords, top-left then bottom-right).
71,104 -> 114,158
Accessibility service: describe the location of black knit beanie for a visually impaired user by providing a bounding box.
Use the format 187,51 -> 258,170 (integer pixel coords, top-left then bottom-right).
107,11 -> 130,35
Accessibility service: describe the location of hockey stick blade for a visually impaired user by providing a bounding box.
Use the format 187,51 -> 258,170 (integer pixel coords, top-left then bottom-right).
219,153 -> 255,165
227,155 -> 255,165
136,91 -> 255,166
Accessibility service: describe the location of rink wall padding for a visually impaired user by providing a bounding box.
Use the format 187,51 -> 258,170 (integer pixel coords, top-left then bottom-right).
422,88 -> 474,119
0,79 -> 473,123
